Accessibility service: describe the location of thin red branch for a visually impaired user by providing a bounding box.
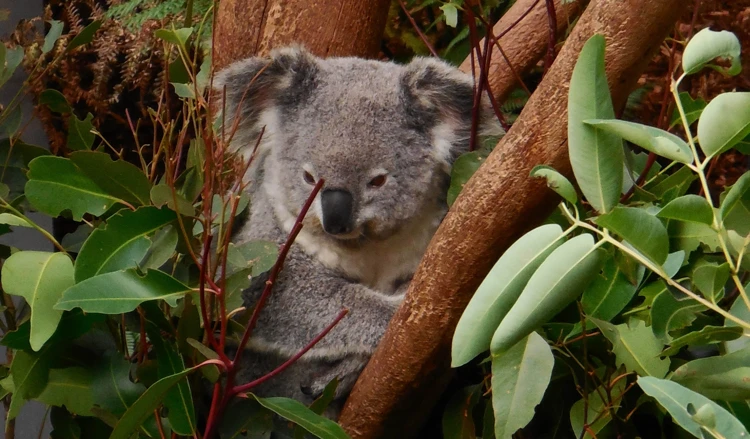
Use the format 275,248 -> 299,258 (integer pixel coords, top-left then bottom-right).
231,308 -> 349,395
543,0 -> 557,74
397,0 -> 439,57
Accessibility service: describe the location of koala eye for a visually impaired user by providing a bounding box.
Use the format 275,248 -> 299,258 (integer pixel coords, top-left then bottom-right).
368,175 -> 387,188
303,171 -> 316,185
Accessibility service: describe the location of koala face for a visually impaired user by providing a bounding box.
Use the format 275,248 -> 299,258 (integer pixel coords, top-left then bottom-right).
214,48 -> 499,244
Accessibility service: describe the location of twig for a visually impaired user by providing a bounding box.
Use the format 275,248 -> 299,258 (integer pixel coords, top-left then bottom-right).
397,0 -> 439,57
543,0 -> 558,74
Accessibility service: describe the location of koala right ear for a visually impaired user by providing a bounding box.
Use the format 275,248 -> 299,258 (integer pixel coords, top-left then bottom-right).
212,46 -> 319,151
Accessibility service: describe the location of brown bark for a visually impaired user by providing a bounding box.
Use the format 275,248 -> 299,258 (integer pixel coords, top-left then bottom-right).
338,0 -> 682,437
459,0 -> 584,101
213,0 -> 391,70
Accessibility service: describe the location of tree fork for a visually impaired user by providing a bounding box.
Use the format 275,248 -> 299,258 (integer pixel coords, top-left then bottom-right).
213,0 -> 391,70
339,0 -> 683,436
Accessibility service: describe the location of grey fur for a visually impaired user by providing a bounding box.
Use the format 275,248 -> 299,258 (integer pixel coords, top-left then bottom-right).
213,47 -> 500,416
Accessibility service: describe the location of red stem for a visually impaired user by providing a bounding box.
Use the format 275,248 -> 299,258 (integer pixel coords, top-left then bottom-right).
543,0 -> 557,74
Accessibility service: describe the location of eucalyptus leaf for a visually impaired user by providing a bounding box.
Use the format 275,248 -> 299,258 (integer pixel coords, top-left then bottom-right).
56,269 -> 191,314
584,119 -> 693,164
70,151 -> 152,206
251,394 -> 351,439
66,113 -> 95,151
35,367 -> 94,416
530,165 -> 578,204
595,206 -> 669,265
725,294 -> 750,354
682,28 -> 742,76
2,251 -> 74,351
453,224 -> 565,366
638,376 -> 749,438
42,20 -> 64,54
39,89 -> 71,113
591,318 -> 669,378
657,195 -> 714,225
651,291 -> 706,342
448,150 -> 487,207
692,262 -> 730,302
698,92 -> 750,158
661,325 -> 743,356
440,4 -> 458,27
492,332 -> 554,439
0,47 -> 23,88
7,349 -> 53,422
719,171 -> 750,236
567,34 -> 623,214
92,352 -> 145,417
491,234 -> 604,355
0,212 -> 32,228
151,183 -> 195,216
67,20 -> 102,51
75,206 -> 176,282
570,376 -> 626,439
672,347 -> 750,402
154,27 -> 193,47
670,92 -> 706,128
25,156 -> 123,220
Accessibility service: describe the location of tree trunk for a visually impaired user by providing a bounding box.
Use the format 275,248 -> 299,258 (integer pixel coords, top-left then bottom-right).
213,0 -> 391,70
338,0 -> 683,436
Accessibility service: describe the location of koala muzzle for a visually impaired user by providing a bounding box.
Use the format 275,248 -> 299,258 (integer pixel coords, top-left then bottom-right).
321,189 -> 354,235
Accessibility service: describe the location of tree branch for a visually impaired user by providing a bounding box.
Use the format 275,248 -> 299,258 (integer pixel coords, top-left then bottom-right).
339,0 -> 683,436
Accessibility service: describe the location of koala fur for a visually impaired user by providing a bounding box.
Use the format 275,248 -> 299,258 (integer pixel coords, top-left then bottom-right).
213,46 -> 500,416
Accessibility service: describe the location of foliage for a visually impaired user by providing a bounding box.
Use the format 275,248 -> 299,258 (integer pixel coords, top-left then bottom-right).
449,30 -> 750,439
106,0 -> 215,36
0,14 -> 343,439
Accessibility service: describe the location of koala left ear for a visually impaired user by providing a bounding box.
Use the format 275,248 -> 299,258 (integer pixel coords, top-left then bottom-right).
401,57 -> 502,167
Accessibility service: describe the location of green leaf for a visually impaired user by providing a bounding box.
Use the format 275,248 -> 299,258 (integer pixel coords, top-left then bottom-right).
66,113 -> 95,151
92,353 -> 145,417
670,221 -> 721,254
570,376 -> 626,439
670,92 -> 706,128
146,325 -> 195,436
442,385 -> 481,439
645,166 -> 697,201
74,206 -> 176,282
2,251 -> 74,351
453,224 -> 565,366
591,318 -> 669,378
491,234 -> 604,355
7,349 -> 53,422
657,195 -> 714,225
584,119 -> 693,164
171,82 -> 196,99
151,183 -> 195,216
227,239 -> 279,277
67,20 -> 102,51
25,156 -> 123,221
219,399 -> 274,439
567,34 -> 623,214
186,339 -> 220,382
650,290 -> 705,342
0,47 -> 23,88
42,20 -> 64,54
595,206 -> 669,265
661,325 -> 743,356
638,376 -> 749,438
719,171 -> 750,236
725,295 -> 750,354
0,212 -> 32,227
698,92 -> 750,158
154,27 -> 194,47
440,4 -> 458,27
141,225 -> 178,269
0,105 -> 22,136
692,262 -> 730,302
70,151 -> 152,206
251,395 -> 351,439
663,250 -> 686,279
35,367 -> 94,416
530,165 -> 578,204
682,28 -> 742,76
56,268 -> 191,313
448,150 -> 487,207
0,138 -> 50,169
491,332 -> 554,439
39,89 -> 71,113
110,366 -> 198,439
672,347 -> 750,402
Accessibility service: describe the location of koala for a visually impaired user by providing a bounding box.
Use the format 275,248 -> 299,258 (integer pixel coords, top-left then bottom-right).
213,46 -> 500,416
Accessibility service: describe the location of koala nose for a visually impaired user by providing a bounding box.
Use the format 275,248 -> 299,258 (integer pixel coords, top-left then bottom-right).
321,189 -> 354,235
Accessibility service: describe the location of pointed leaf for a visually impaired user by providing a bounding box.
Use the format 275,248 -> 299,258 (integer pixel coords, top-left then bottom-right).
56,269 -> 191,314
638,376 -> 749,438
67,20 -> 102,51
657,195 -> 714,225
0,213 -> 32,228
36,367 -> 94,416
530,165 -> 578,204
725,295 -> 750,354
2,251 -> 74,350
66,113 -> 95,151
0,47 -> 23,88
491,332 -> 554,439
39,89 -> 71,113
70,151 -> 151,206
595,206 -> 669,265
670,92 -> 706,128
591,318 -> 669,378
151,183 -> 195,216
75,206 -> 176,282
651,290 -> 706,342
251,395 -> 351,439
698,92 -> 750,158
682,28 -> 742,76
25,156 -> 123,220
567,34 -> 623,213
719,171 -> 750,236
584,119 -> 693,164
580,256 -> 639,322
661,325 -> 743,356
570,377 -> 626,439
491,234 -> 604,355
42,20 -> 64,54
672,347 -> 750,401
7,349 -> 53,422
141,225 -> 178,269
452,224 -> 565,366
110,366 -> 198,439
692,262 -> 730,302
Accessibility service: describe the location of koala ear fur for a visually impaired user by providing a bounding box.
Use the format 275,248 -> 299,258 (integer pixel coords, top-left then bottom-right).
212,46 -> 319,151
401,57 -> 503,167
